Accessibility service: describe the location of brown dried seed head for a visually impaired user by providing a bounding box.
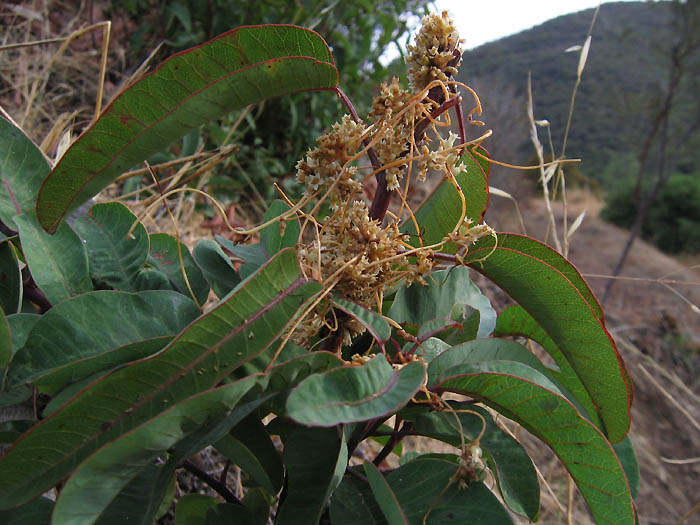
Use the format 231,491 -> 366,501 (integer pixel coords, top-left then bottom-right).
407,11 -> 462,92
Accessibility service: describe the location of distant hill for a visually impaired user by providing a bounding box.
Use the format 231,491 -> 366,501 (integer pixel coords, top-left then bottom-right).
458,1 -> 695,182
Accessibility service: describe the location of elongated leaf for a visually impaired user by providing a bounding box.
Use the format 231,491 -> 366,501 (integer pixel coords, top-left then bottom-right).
205,503 -> 259,525
286,355 -> 426,426
14,213 -> 93,304
613,436 -> 640,500
215,414 -> 283,494
193,239 -> 240,298
388,266 -> 496,340
333,297 -> 391,347
176,495 -> 219,525
330,475 -> 387,525
403,336 -> 449,363
37,25 -> 339,233
0,241 -> 21,314
52,376 -> 258,524
147,233 -> 209,305
428,339 -> 556,386
260,200 -> 301,257
217,235 -> 268,280
72,202 -> 149,291
385,455 -> 513,524
464,233 -> 632,442
409,403 -> 539,520
495,304 -> 602,429
0,248 -> 320,508
8,290 -> 199,391
0,307 -> 9,371
402,145 -> 489,249
364,462 -> 409,524
5,313 -> 39,352
277,426 -> 347,525
134,267 -> 171,291
430,360 -> 635,525
0,117 -> 50,229
0,496 -> 53,525
96,394 -> 270,525
255,350 -> 344,415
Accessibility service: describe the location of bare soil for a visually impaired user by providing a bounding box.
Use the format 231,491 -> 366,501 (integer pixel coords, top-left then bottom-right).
484,192 -> 700,524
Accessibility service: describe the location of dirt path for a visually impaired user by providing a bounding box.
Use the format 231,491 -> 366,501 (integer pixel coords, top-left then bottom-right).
483,195 -> 700,524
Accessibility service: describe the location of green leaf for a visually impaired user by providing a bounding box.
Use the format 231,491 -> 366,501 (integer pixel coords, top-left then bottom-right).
147,233 -> 210,305
52,376 -> 259,524
430,360 -> 635,525
613,436 -> 640,500
215,414 -> 283,494
330,475 -> 387,525
193,239 -> 240,298
14,213 -> 93,305
8,290 -> 200,391
409,403 -> 539,520
0,385 -> 32,408
286,355 -> 426,426
464,233 -> 632,442
385,455 -> 513,524
333,297 -> 391,347
255,350 -> 344,414
402,145 -> 490,250
0,118 -> 50,229
242,487 -> 272,524
388,266 -> 495,340
0,307 -> 10,371
276,426 -> 347,525
72,202 -> 150,291
0,248 -> 320,509
176,495 -> 219,525
37,25 -> 339,233
217,235 -> 268,280
96,395 -> 269,525
0,241 -> 22,314
5,313 -> 39,352
403,336 -> 450,363
364,462 -> 409,524
0,496 -> 53,525
260,200 -> 301,256
428,339 -> 556,386
495,304 -> 602,429
205,503 -> 260,525
133,267 -> 171,290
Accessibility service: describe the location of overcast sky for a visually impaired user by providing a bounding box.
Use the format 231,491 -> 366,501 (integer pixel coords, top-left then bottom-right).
433,0 -> 635,49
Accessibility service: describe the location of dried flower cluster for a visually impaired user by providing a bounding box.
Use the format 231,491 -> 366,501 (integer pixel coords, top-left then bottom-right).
296,115 -> 366,207
291,12 -> 491,347
407,11 -> 462,92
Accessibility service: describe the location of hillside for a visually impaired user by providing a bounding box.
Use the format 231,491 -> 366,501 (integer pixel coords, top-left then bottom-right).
458,1 -> 697,182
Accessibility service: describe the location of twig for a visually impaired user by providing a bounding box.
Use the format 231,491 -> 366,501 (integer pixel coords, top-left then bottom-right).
372,420 -> 411,466
345,466 -> 368,483
181,460 -> 243,505
637,364 -> 700,434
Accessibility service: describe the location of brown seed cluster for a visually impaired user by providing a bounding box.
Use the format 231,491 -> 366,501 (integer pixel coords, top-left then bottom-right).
407,11 -> 462,92
299,202 -> 408,302
296,115 -> 367,207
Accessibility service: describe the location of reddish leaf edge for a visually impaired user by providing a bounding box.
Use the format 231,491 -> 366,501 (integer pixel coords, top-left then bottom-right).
37,24 -> 339,233
0,248 -> 320,504
464,144 -> 491,224
466,234 -> 633,439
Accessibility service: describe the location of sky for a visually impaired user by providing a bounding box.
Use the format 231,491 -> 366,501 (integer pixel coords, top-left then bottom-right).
433,0 -> 634,49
